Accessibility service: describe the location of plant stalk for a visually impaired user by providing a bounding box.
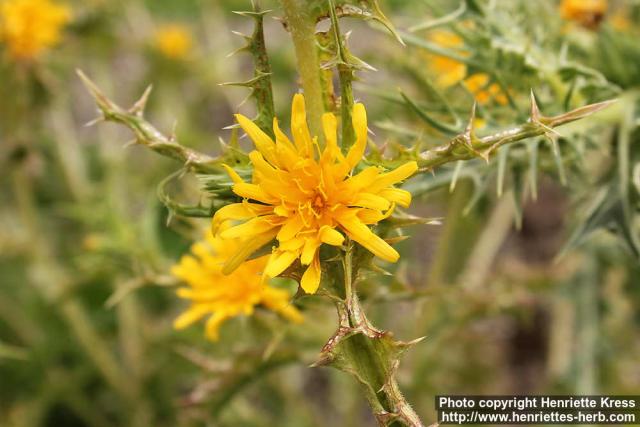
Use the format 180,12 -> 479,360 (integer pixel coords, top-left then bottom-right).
280,0 -> 325,138
332,244 -> 424,426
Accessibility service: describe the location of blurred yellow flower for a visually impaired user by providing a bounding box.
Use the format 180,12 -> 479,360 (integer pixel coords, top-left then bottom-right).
560,0 -> 607,29
154,24 -> 193,60
424,29 -> 468,88
0,0 -> 69,61
172,230 -> 303,341
463,73 -> 508,106
609,11 -> 631,32
212,94 -> 417,294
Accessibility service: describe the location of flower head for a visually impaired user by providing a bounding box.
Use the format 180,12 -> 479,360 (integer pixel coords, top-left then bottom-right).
424,29 -> 468,88
172,229 -> 303,341
560,0 -> 607,29
213,94 -> 417,294
154,24 -> 193,60
0,0 -> 69,61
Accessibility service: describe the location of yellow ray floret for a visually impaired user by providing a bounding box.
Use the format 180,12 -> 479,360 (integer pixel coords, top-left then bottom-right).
213,94 -> 418,294
172,229 -> 303,341
0,0 -> 69,61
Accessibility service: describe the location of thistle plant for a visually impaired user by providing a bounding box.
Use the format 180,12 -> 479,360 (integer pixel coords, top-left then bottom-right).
76,1 -> 616,425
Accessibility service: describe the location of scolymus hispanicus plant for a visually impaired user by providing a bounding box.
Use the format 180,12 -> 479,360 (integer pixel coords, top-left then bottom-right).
78,1 -> 613,424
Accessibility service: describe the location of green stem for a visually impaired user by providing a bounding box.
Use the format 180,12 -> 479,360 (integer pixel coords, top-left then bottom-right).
416,99 -> 614,171
281,0 -> 325,138
340,245 -> 424,426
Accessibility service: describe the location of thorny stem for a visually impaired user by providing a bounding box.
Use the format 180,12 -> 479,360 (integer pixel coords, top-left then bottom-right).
417,98 -> 615,171
339,243 -> 424,427
280,0 -> 325,138
76,70 -> 220,175
79,71 -> 613,181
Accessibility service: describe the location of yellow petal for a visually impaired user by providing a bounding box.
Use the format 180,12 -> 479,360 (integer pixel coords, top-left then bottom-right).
264,250 -> 299,278
291,93 -> 313,157
261,288 -> 304,323
342,166 -> 380,191
233,182 -> 275,204
337,213 -> 399,262
235,114 -> 279,166
277,214 -> 305,242
321,112 -> 341,162
222,228 -> 278,274
222,164 -> 244,184
319,225 -> 344,246
273,117 -> 298,153
351,193 -> 391,211
368,161 -> 417,193
248,150 -> 278,177
173,305 -> 210,330
357,204 -> 395,224
300,254 -> 321,294
300,238 -> 320,265
204,311 -> 229,341
212,202 -> 270,234
356,209 -> 386,225
345,103 -> 367,169
220,217 -> 279,240
278,236 -> 305,251
378,188 -> 412,208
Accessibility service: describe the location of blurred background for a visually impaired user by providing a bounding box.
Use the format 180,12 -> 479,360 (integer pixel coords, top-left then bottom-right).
1,0 -> 639,426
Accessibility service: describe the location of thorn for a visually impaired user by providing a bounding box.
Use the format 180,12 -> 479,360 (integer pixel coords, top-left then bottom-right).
401,335 -> 427,347
219,73 -> 271,88
123,138 -> 137,148
76,69 -> 118,113
528,92 -> 562,138
84,116 -> 104,127
218,136 -> 228,151
465,101 -> 478,135
169,120 -> 178,142
231,9 -> 271,19
237,92 -> 252,109
226,47 -> 246,58
379,141 -> 388,155
165,210 -> 175,227
129,84 -> 153,116
529,89 -> 541,123
230,30 -> 250,39
461,102 -> 490,162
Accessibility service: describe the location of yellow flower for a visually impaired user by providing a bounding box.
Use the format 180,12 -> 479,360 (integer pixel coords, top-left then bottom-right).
0,0 -> 69,61
463,73 -> 508,106
172,229 -> 303,341
560,0 -> 607,29
154,24 -> 193,60
213,94 -> 417,294
609,11 -> 631,32
424,29 -> 468,88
